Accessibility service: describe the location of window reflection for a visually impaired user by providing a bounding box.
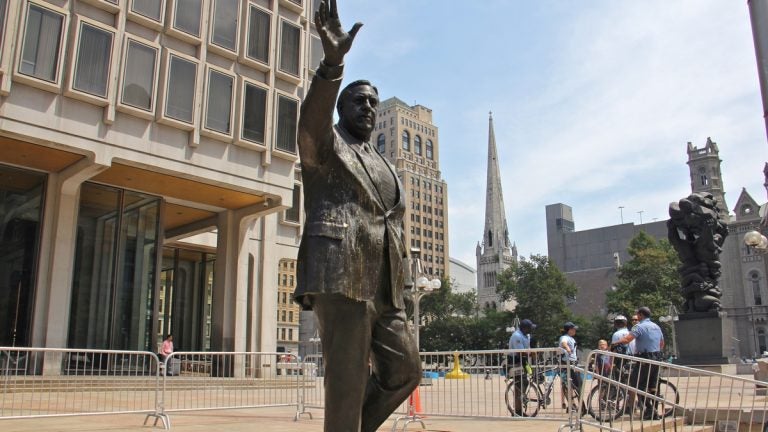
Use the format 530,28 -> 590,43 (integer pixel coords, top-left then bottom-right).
68,183 -> 160,352
0,165 -> 46,348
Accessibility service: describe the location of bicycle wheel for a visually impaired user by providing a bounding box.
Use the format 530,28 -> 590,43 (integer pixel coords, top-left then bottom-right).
653,379 -> 679,418
505,378 -> 542,417
587,383 -> 626,421
560,376 -> 585,417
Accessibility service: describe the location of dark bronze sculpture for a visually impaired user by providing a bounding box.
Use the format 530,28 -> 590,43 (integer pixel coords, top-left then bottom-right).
292,1 -> 420,430
667,192 -> 729,313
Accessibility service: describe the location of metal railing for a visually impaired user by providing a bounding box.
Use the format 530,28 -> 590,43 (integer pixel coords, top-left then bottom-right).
159,351 -> 301,419
0,348 -> 306,429
0,347 -> 161,422
5,346 -> 767,431
576,350 -> 768,431
296,348 -> 577,428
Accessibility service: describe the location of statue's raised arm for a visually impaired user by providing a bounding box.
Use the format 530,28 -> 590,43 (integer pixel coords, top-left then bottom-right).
315,0 -> 362,66
296,0 -> 363,167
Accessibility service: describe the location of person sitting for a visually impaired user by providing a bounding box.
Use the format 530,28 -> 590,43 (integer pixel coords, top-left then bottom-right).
157,334 -> 174,376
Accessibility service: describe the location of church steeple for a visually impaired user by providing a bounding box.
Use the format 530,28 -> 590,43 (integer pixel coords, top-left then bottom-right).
476,112 -> 516,311
482,112 -> 512,254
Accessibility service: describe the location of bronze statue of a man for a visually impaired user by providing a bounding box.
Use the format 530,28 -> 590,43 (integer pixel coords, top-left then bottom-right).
292,1 -> 420,430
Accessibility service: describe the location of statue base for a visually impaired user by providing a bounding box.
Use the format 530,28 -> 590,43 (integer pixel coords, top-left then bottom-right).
674,311 -> 736,372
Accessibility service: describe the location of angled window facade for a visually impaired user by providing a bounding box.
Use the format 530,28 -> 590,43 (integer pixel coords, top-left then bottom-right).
120,39 -> 157,111
72,22 -> 113,98
164,54 -> 197,123
19,3 -> 65,83
246,5 -> 270,64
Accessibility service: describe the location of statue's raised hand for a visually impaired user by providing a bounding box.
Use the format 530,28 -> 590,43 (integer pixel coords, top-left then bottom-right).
315,0 -> 362,66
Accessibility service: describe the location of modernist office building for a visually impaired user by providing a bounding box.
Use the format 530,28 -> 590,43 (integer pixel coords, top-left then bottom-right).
546,138 -> 768,357
0,0 -> 322,360
372,97 -> 449,278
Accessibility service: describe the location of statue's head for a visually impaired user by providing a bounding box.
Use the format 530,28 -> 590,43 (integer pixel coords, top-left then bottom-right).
337,80 -> 379,142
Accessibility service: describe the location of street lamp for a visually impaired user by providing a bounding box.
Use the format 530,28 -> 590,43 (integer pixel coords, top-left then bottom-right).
744,229 -> 768,253
409,257 -> 441,350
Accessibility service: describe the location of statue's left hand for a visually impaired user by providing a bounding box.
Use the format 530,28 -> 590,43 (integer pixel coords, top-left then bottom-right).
315,0 -> 362,66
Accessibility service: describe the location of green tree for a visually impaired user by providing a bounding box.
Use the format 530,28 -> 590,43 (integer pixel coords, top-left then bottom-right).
574,314 -> 614,352
606,231 -> 682,351
419,278 -> 477,322
420,310 -> 513,352
606,231 -> 682,318
497,254 -> 578,347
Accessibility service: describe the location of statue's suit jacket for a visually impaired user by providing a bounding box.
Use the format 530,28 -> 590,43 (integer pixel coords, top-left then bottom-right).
294,69 -> 409,311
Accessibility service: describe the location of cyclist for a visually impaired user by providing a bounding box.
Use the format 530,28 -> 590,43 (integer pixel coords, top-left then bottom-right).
611,315 -> 635,357
559,322 -> 584,411
508,319 -> 536,416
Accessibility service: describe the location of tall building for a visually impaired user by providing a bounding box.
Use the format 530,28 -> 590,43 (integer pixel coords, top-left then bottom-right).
372,97 -> 449,277
476,113 -> 517,310
545,202 -> 667,316
0,0 -> 322,365
546,138 -> 768,358
277,258 -> 299,353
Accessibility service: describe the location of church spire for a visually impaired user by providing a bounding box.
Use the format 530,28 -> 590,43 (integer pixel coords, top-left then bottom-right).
482,112 -> 511,253
476,112 -> 516,312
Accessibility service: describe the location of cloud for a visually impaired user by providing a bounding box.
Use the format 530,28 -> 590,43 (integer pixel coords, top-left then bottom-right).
335,1 -> 767,268
442,1 -> 766,266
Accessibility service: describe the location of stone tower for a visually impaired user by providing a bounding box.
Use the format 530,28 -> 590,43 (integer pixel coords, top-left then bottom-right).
476,112 -> 517,310
687,137 -> 730,221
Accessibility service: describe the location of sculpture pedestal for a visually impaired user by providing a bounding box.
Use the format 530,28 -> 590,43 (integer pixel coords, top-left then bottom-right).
674,311 -> 736,373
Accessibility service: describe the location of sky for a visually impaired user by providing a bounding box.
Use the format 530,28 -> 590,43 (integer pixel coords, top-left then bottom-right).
335,0 -> 768,268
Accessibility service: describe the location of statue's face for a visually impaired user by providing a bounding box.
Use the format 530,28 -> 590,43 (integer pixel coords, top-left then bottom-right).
339,85 -> 378,141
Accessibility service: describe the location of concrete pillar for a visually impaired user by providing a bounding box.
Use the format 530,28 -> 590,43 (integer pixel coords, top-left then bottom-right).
210,203 -> 277,353
32,158 -> 109,374
256,215 -> 280,353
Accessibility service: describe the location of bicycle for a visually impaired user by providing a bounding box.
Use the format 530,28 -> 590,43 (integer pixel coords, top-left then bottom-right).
504,358 -> 583,418
586,357 -> 679,422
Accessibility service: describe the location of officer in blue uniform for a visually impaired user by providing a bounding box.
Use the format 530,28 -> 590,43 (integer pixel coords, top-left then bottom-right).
612,306 -> 665,420
507,319 -> 535,416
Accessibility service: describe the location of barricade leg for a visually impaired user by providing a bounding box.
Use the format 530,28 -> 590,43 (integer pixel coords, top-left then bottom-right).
143,412 -> 170,430
294,364 -> 313,421
390,390 -> 425,432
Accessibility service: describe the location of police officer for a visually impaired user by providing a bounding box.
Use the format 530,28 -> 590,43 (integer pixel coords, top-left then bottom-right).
508,319 -> 535,416
612,306 -> 665,420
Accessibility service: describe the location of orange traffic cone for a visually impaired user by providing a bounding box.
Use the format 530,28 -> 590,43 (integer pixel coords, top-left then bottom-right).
409,387 -> 425,417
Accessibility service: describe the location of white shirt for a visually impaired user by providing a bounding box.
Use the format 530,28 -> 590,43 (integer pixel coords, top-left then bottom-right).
611,327 -> 635,355
559,334 -> 577,362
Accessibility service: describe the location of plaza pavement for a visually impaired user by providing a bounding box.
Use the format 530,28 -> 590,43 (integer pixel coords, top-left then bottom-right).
0,406 -> 566,432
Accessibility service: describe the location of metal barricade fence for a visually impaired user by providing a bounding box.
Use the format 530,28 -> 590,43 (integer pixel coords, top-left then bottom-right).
0,347 -> 161,421
412,348 -> 575,422
296,348 -> 577,424
160,351 -> 301,423
576,350 -> 768,432
300,354 -> 324,413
